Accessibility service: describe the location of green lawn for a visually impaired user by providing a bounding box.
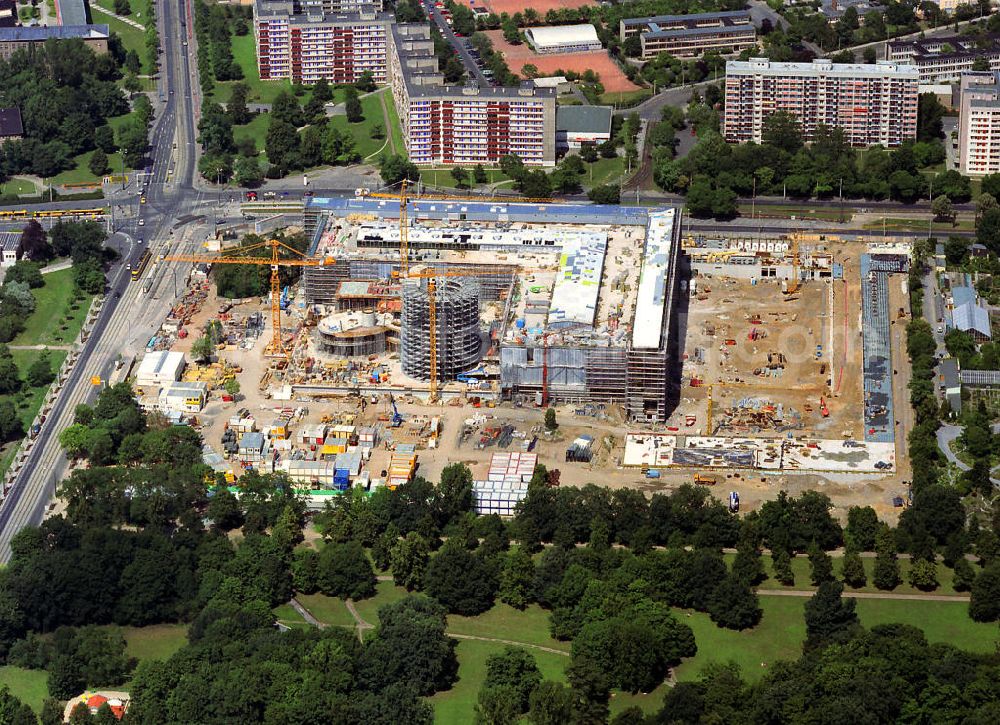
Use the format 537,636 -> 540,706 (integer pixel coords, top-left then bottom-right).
725,552 -> 966,597
420,167 -> 513,190
102,15 -> 154,75
672,596 -> 998,690
0,178 -> 37,197
863,217 -> 975,232
600,89 -> 652,106
121,624 -> 189,662
854,598 -> 998,652
428,639 -> 568,724
212,33 -> 306,106
295,593 -> 360,629
233,113 -> 270,157
586,156 -> 626,187
12,268 -> 94,347
324,92 -> 391,162
383,90 -> 405,159
447,603 -> 566,652
0,666 -> 48,714
0,349 -> 68,477
737,203 -> 853,222
350,580 -> 410,626
273,603 -> 314,630
94,0 -> 152,27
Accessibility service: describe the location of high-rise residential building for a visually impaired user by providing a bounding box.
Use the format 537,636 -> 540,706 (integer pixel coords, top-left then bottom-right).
723,57 -> 919,147
619,11 -> 756,60
254,0 -> 391,84
388,24 -> 556,166
252,1 -> 557,165
887,34 -> 1000,83
958,72 -> 1000,177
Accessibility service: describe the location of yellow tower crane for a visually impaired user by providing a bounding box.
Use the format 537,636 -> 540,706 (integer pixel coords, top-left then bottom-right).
167,238 -> 326,358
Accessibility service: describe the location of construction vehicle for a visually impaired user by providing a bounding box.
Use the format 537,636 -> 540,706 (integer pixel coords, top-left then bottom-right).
820,397 -> 830,417
167,238 -> 328,358
729,491 -> 740,513
388,392 -> 404,427
694,473 -> 717,486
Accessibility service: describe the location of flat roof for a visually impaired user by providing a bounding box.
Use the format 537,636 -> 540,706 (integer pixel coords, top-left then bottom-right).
0,108 -> 22,137
0,24 -> 108,41
727,57 -> 918,79
556,105 -> 613,134
56,0 -> 88,26
547,232 -> 607,328
632,209 -> 676,349
645,24 -> 755,40
623,10 -> 750,27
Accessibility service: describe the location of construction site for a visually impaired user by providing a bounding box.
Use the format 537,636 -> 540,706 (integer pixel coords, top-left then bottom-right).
120,192 -> 914,518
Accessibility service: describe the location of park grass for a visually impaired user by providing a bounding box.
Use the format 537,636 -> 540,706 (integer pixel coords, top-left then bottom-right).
0,350 -> 66,477
737,203 -> 853,222
0,666 -> 48,714
12,268 -> 94,347
673,597 -> 807,686
586,156 -> 626,188
295,593 -> 359,629
102,15 -> 154,75
212,33 -> 305,106
863,217 -> 975,233
429,639 -> 568,724
273,603 -> 313,630
382,90 -> 406,160
0,178 -> 37,197
350,580 -> 410,625
447,603 -> 567,652
724,552 -> 966,597
52,113 -> 137,186
419,167 -> 511,189
854,598 -> 998,652
233,113 -> 270,157
324,92 -> 390,162
600,89 -> 652,106
121,624 -> 189,662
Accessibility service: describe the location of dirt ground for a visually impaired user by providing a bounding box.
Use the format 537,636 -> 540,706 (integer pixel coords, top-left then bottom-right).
163,248 -> 908,526
484,30 -> 642,93
473,0 -> 593,16
671,261 -> 864,441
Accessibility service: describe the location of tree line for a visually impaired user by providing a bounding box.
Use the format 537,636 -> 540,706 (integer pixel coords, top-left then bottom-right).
653,91 -> 958,217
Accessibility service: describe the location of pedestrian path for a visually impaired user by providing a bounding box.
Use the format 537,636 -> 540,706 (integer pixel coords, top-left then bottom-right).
90,3 -> 145,29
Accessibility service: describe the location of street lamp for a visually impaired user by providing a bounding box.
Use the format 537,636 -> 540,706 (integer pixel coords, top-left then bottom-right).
119,148 -> 127,191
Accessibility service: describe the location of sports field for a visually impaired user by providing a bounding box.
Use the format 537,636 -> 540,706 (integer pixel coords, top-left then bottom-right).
484,30 -> 642,94
473,0 -> 592,15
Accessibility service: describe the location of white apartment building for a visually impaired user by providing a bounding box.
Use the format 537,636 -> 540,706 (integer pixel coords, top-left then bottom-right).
958,72 -> 1000,176
723,58 -> 919,147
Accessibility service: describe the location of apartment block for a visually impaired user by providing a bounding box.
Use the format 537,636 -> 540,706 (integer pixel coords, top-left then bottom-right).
620,10 -> 756,60
389,24 -> 556,166
252,1 -> 557,165
723,58 -> 919,147
254,0 -> 390,84
887,34 -> 1000,83
958,72 -> 1000,176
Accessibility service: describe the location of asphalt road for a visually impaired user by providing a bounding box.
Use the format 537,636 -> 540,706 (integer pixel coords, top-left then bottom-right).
0,0 -> 204,561
423,0 -> 490,86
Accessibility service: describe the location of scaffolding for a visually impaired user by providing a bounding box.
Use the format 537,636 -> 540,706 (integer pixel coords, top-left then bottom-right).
401,278 -> 482,381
